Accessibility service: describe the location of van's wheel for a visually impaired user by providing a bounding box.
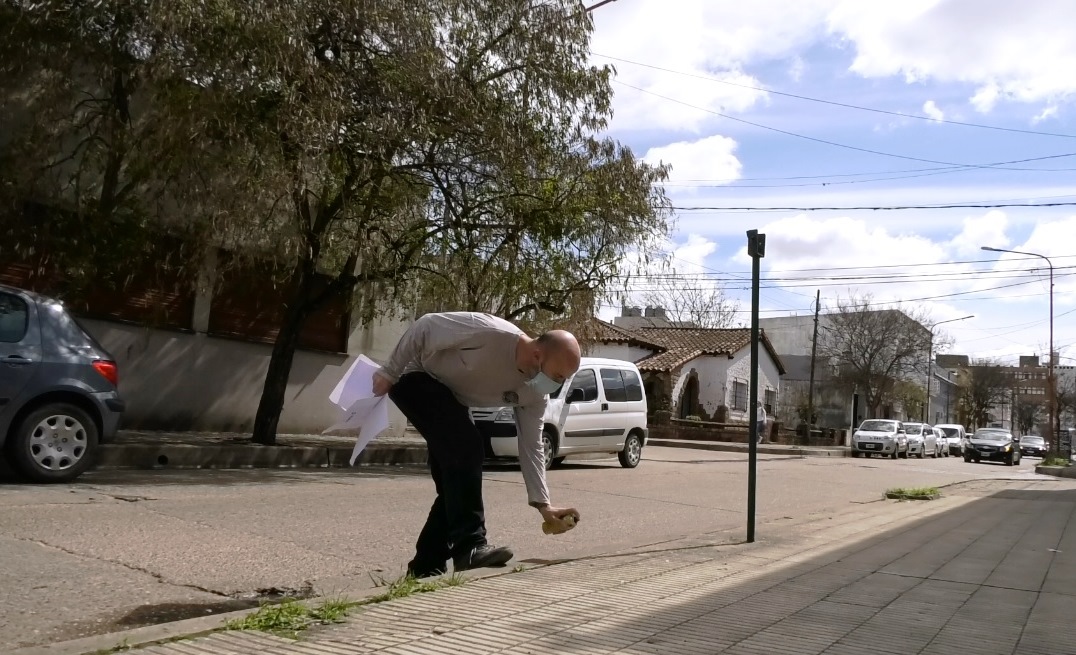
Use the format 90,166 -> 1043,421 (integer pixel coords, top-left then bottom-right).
619,432 -> 643,469
542,429 -> 559,471
8,404 -> 98,483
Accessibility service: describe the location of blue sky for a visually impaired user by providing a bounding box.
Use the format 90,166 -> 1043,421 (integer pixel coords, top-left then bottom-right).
590,0 -> 1076,364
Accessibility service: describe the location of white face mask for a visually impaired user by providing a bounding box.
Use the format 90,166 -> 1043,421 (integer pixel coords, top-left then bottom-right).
526,370 -> 562,395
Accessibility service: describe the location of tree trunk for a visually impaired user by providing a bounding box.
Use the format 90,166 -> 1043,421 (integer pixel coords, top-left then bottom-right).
251,268 -> 315,445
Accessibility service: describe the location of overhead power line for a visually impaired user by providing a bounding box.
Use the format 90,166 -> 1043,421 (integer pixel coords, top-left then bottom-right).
650,253 -> 1076,275
595,53 -> 1076,139
610,276 -> 1074,314
670,201 -> 1076,212
616,80 -> 1076,171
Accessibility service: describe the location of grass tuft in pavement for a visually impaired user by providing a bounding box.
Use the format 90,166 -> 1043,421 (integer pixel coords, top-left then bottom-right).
226,573 -> 467,638
885,486 -> 940,500
1042,456 -> 1071,467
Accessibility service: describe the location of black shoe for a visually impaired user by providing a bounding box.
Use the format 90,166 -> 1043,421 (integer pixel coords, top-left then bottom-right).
406,561 -> 447,579
453,544 -> 514,571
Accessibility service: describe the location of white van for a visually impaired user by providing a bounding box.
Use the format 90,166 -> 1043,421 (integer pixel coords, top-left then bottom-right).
470,357 -> 649,470
935,424 -> 967,456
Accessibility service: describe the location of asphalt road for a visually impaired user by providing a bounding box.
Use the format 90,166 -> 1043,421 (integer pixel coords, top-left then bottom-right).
0,447 -> 1052,650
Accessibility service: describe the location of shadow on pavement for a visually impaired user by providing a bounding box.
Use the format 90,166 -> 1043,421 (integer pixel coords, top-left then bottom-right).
511,482 -> 1075,655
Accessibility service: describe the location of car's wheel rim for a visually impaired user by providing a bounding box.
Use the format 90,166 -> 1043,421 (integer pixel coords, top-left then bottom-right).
543,436 -> 554,468
627,437 -> 641,465
29,415 -> 88,471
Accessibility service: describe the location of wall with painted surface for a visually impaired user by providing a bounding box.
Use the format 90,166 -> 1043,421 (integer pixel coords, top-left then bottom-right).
83,315 -> 411,435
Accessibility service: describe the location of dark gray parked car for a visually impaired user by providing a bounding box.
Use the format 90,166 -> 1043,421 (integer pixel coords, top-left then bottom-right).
0,285 -> 124,482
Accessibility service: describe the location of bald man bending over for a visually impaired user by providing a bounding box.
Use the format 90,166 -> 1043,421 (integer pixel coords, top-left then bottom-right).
372,312 -> 582,577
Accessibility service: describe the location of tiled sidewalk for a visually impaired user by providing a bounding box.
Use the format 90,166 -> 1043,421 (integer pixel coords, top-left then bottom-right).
123,479 -> 1076,655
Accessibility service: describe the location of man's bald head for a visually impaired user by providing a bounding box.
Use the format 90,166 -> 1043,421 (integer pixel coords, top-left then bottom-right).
536,329 -> 582,383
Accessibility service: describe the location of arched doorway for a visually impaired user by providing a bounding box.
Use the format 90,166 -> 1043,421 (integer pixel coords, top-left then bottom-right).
679,374 -> 700,419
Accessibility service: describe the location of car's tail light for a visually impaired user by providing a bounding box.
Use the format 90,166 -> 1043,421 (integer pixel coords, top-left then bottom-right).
93,360 -> 119,387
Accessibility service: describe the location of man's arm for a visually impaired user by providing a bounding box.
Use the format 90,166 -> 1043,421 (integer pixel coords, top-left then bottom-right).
514,402 -> 550,507
378,313 -> 474,384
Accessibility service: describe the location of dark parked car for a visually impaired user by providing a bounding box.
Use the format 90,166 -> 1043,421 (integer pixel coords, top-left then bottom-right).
0,285 -> 124,482
1018,435 -> 1048,457
963,428 -> 1021,466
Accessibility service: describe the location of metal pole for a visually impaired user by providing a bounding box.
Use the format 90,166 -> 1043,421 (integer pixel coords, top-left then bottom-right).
981,247 -> 1055,453
922,315 -> 973,423
807,289 -> 820,428
1048,259 -> 1058,454
746,229 -> 765,543
924,331 -> 932,422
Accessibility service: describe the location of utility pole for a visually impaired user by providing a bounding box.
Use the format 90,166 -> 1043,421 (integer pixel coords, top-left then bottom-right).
746,229 -> 765,543
807,289 -> 820,429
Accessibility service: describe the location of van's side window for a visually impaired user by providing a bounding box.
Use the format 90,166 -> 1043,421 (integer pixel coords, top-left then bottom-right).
0,293 -> 29,343
622,369 -> 644,402
568,369 -> 599,402
599,368 -> 627,402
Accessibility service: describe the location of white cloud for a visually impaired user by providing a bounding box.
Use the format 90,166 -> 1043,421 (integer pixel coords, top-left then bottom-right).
788,57 -> 807,82
1033,105 -> 1059,123
827,0 -> 1076,113
670,234 -> 718,274
922,100 -> 944,121
950,210 -> 1009,257
590,0 -> 836,132
644,135 -> 743,188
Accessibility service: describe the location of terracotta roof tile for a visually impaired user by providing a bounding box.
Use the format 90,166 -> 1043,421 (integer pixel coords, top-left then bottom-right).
583,321 -> 786,375
636,348 -> 704,372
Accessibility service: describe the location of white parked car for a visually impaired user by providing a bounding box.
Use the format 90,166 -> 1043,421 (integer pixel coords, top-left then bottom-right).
851,419 -> 908,459
935,424 -> 967,456
470,358 -> 649,470
932,426 -> 949,457
903,422 -> 943,458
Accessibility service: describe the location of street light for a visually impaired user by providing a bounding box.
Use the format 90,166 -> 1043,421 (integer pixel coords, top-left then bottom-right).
982,246 -> 1056,452
925,315 -> 974,423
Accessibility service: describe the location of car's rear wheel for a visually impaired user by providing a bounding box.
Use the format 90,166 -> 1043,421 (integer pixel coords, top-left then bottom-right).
8,404 -> 98,483
618,432 -> 643,469
916,449 -> 924,459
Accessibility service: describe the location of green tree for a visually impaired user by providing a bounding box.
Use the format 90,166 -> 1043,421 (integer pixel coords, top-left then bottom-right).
959,361 -> 1012,429
177,0 -> 665,443
1015,399 -> 1041,435
0,1 -> 217,295
819,294 -> 932,418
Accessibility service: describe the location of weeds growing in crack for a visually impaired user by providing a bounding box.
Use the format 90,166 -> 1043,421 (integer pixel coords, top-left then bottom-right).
225,573 -> 467,638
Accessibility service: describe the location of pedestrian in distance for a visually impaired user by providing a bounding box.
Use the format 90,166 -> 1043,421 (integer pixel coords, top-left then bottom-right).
372,312 -> 582,578
756,401 -> 767,444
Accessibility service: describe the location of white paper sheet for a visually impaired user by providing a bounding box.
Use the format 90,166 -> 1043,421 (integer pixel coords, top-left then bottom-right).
324,355 -> 390,465
329,354 -> 380,409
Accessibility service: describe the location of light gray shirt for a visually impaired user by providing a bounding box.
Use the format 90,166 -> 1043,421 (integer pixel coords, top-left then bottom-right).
379,312 -> 550,506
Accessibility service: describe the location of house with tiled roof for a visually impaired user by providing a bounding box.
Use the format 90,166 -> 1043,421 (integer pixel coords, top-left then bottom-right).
585,319 -> 786,424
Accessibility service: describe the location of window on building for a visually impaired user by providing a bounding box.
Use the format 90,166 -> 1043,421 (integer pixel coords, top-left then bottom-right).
764,388 -> 777,415
732,380 -> 748,411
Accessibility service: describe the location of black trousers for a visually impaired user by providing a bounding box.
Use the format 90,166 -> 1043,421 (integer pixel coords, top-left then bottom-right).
389,372 -> 487,570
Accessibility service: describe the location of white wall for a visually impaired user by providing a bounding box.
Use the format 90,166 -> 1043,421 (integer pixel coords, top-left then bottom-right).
671,355 -> 728,418
83,315 -> 411,436
724,345 -> 781,421
586,343 -> 656,363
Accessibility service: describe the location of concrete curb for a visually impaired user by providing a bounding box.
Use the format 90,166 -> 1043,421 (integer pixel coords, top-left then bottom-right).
94,442 -> 427,471
648,438 -> 849,457
1035,464 -> 1076,478
7,566 -> 525,655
